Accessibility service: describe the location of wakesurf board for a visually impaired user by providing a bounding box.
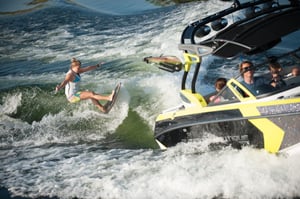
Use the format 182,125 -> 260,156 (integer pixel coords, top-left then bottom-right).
104,82 -> 121,114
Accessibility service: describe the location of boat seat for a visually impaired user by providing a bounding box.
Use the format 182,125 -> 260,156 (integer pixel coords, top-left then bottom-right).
284,76 -> 300,86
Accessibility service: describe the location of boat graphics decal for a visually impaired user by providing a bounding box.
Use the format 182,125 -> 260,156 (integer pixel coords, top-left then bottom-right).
155,99 -> 300,153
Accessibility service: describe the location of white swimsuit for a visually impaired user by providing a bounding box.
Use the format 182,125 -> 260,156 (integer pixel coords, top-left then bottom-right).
65,69 -> 81,103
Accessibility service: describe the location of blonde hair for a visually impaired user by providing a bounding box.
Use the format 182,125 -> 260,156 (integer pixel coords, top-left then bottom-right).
70,57 -> 81,67
71,57 -> 77,63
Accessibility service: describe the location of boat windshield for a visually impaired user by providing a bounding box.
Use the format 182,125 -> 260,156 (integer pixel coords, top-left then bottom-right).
207,49 -> 300,105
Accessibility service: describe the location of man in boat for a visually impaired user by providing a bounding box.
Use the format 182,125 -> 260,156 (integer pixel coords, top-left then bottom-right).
268,61 -> 286,89
239,61 -> 274,95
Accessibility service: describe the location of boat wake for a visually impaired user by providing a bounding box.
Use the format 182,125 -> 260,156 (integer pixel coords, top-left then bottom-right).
1,0 -> 300,198
0,83 -> 129,148
1,137 -> 300,199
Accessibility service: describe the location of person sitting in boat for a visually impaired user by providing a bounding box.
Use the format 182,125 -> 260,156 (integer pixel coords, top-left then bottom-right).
292,67 -> 300,76
239,60 -> 273,95
268,61 -> 286,89
284,66 -> 300,78
209,77 -> 227,103
290,66 -> 300,77
55,58 -> 115,113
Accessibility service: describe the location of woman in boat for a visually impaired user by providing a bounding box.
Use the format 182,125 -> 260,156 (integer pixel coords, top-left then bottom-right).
209,77 -> 227,103
55,58 -> 114,113
239,60 -> 273,95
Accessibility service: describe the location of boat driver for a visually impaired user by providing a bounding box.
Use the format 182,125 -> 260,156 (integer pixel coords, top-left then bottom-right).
239,61 -> 274,95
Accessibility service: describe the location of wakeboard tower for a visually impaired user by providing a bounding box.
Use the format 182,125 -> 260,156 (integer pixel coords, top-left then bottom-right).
144,0 -> 300,154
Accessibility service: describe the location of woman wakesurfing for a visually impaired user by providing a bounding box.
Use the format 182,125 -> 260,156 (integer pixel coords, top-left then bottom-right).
55,58 -> 115,113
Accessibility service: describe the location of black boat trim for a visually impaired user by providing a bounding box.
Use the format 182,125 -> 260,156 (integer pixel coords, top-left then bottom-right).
180,0 -> 300,58
155,109 -> 300,138
181,0 -> 276,44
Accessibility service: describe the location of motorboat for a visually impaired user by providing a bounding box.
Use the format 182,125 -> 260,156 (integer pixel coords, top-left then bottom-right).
144,0 -> 300,154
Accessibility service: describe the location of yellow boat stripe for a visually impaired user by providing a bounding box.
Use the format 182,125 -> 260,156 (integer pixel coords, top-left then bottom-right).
249,118 -> 284,153
240,106 -> 284,153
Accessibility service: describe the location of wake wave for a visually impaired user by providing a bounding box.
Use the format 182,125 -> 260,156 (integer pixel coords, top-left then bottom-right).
0,70 -> 179,148
0,85 -> 129,147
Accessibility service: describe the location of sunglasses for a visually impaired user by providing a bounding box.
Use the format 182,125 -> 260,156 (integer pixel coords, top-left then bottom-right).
242,66 -> 254,72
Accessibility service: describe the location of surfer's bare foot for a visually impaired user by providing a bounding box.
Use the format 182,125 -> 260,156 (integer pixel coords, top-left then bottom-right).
108,90 -> 115,101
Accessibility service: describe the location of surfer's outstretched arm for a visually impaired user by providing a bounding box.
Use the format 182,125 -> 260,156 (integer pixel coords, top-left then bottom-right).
55,73 -> 72,92
78,62 -> 105,74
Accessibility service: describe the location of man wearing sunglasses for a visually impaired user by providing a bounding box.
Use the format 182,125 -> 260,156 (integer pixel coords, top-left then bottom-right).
239,61 -> 273,95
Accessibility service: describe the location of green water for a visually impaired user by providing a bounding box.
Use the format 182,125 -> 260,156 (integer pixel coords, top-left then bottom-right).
114,108 -> 159,149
